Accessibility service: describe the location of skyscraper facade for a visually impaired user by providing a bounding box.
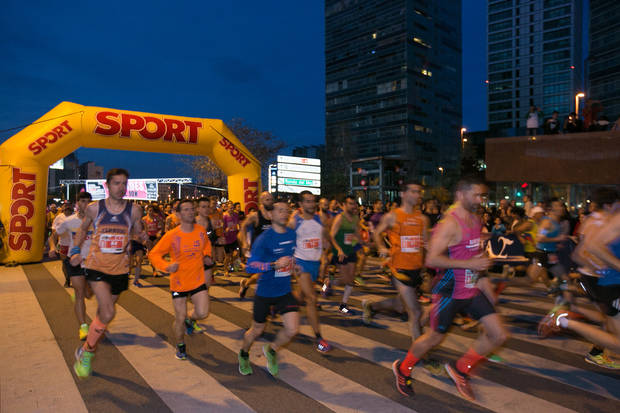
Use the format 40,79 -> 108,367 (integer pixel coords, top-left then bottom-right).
588,0 -> 620,121
324,0 -> 462,195
487,0 -> 583,135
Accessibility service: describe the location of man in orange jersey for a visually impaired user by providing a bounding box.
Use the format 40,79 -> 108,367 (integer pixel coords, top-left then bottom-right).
70,168 -> 146,378
363,181 -> 429,340
149,199 -> 214,360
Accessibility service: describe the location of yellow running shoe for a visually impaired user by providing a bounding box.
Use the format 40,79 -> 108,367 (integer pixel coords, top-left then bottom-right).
74,346 -> 94,378
585,353 -> 620,370
79,323 -> 89,340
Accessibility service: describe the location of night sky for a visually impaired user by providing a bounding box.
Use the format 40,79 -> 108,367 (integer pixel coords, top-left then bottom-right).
0,1 -> 487,178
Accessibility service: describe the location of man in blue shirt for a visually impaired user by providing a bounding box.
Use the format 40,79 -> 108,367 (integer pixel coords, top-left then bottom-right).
238,200 -> 299,377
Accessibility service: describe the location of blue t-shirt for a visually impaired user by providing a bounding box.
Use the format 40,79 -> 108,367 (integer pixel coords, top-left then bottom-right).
247,227 -> 296,297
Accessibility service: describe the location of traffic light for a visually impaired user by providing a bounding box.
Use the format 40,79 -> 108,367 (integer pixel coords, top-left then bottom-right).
521,182 -> 528,189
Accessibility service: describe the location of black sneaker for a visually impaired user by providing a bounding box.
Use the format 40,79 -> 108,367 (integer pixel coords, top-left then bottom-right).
176,344 -> 187,360
392,360 -> 415,397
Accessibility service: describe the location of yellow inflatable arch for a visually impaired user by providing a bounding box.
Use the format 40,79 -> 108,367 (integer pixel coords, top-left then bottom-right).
0,101 -> 261,264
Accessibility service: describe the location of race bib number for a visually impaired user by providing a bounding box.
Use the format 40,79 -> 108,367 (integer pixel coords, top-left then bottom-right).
400,235 -> 421,253
99,234 -> 126,254
464,269 -> 478,288
275,259 -> 293,278
344,233 -> 353,245
302,238 -> 320,250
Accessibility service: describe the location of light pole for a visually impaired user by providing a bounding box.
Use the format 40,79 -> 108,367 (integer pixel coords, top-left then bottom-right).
460,127 -> 467,150
575,92 -> 585,116
438,166 -> 444,187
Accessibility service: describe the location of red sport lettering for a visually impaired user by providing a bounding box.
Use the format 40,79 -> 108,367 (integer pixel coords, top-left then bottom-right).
94,111 -> 201,144
243,178 -> 258,214
27,120 -> 74,155
9,167 -> 36,251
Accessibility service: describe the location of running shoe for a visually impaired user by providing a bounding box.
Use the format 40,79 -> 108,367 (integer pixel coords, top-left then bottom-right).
79,323 -> 89,341
184,318 -> 203,334
392,360 -> 415,397
239,281 -> 248,299
339,303 -> 351,315
73,346 -> 94,378
176,344 -> 187,360
320,282 -> 332,297
537,304 -> 569,338
585,353 -> 620,370
354,276 -> 366,287
362,299 -> 374,325
238,351 -> 253,375
70,291 -> 75,303
262,344 -> 279,376
316,338 -> 332,353
444,362 -> 475,401
487,353 -> 505,364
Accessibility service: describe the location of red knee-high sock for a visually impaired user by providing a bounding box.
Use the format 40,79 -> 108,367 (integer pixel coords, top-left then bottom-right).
83,316 -> 107,352
399,351 -> 420,377
456,348 -> 485,375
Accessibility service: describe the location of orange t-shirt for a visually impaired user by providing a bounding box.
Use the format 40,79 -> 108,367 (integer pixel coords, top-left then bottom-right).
387,208 -> 425,270
149,225 -> 212,292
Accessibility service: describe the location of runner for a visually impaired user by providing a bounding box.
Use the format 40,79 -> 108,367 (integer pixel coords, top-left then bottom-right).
142,204 -> 164,276
322,195 -> 363,314
530,199 -> 568,292
392,177 -> 508,400
208,196 -> 225,266
53,192 -> 93,340
69,168 -> 146,378
196,197 -> 217,287
238,191 -> 273,298
129,233 -> 147,287
288,190 -> 332,353
164,199 -> 181,233
318,197 -> 333,283
363,181 -> 429,341
222,201 -> 240,277
238,200 -> 299,376
50,201 -> 75,287
149,199 -> 213,360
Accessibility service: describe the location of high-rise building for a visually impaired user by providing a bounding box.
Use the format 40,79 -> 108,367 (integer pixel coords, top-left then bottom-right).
487,0 -> 583,135
324,0 -> 462,196
588,0 -> 620,121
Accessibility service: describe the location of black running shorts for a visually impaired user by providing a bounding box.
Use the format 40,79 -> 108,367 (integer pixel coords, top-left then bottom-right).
430,292 -> 495,334
85,269 -> 129,296
253,293 -> 299,323
171,283 -> 208,299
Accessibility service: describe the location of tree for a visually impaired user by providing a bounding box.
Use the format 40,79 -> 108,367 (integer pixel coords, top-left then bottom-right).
181,118 -> 286,188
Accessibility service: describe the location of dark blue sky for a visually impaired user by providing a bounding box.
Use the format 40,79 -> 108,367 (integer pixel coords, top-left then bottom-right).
0,1 -> 487,178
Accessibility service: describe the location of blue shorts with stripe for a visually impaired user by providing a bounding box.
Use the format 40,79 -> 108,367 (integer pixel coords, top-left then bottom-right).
295,258 -> 320,282
430,292 -> 495,334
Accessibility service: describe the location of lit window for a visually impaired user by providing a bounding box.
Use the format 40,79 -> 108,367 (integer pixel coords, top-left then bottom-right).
421,69 -> 432,77
413,37 -> 432,48
372,33 -> 377,39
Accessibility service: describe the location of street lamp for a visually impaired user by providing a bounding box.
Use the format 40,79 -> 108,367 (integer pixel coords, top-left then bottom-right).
575,92 -> 585,116
460,127 -> 467,149
438,166 -> 444,174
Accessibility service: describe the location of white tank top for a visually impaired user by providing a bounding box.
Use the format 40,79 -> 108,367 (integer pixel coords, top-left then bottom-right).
293,214 -> 323,261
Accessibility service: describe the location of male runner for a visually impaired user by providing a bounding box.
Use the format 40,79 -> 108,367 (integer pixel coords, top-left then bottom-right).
238,191 -> 273,298
142,204 -> 164,277
318,197 -> 333,283
363,181 -> 429,341
165,199 -> 181,233
196,197 -> 217,287
322,195 -> 363,314
129,233 -> 147,287
288,190 -> 332,353
53,192 -> 93,340
392,177 -> 508,401
530,198 -> 567,291
50,201 -> 75,287
70,168 -> 146,378
149,199 -> 213,360
238,200 -> 298,376
222,201 -> 240,277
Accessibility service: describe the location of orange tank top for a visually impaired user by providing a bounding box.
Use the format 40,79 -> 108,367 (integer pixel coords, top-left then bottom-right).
85,200 -> 133,275
388,208 -> 424,270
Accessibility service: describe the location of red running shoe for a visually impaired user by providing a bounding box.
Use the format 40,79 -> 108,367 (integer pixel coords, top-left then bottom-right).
392,360 -> 415,397
444,362 -> 475,402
